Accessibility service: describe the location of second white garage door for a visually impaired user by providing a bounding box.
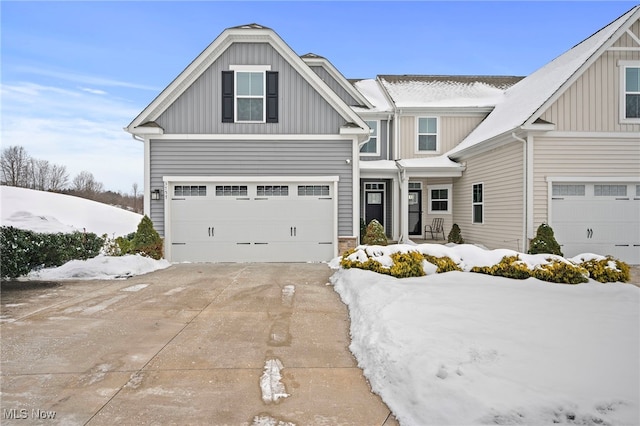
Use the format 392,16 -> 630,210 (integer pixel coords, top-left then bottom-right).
551,182 -> 640,264
167,179 -> 337,263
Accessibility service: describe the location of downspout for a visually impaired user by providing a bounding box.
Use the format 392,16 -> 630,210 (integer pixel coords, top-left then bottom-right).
512,132 -> 528,252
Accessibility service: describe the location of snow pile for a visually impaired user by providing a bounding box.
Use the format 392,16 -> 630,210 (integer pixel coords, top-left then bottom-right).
1,186 -> 141,236
27,255 -> 170,280
331,268 -> 640,425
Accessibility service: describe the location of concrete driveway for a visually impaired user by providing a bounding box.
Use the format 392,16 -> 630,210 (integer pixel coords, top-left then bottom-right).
1,264 -> 397,425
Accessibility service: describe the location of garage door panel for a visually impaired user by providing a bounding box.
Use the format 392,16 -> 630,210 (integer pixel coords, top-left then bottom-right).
552,183 -> 640,264
168,181 -> 336,262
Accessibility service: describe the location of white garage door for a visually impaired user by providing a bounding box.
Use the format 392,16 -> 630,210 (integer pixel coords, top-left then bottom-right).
167,180 -> 336,263
551,183 -> 640,264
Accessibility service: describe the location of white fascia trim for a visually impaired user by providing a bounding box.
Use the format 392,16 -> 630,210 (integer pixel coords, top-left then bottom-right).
546,176 -> 640,183
397,106 -> 494,116
163,175 -> 340,183
447,129 -> 515,160
130,126 -> 164,135
543,131 -> 640,139
229,64 -> 271,71
149,133 -> 356,141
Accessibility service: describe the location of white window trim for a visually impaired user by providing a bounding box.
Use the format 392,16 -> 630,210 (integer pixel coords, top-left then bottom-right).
472,182 -> 484,225
427,184 -> 452,214
416,116 -> 440,154
618,60 -> 640,124
360,120 -> 380,156
231,65 -> 272,124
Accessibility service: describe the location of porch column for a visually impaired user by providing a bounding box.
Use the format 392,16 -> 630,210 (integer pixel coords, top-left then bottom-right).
399,169 -> 409,243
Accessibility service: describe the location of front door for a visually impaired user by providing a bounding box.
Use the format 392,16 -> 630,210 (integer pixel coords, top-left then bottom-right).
408,189 -> 422,235
365,191 -> 384,228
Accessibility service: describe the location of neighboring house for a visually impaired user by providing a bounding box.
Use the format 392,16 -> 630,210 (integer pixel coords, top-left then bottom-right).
127,6 -> 640,265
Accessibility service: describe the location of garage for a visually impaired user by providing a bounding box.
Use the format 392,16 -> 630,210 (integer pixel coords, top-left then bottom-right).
551,182 -> 640,264
165,177 -> 338,263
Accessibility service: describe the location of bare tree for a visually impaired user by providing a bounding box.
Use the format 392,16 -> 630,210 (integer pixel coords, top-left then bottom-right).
48,164 -> 69,191
30,159 -> 51,190
1,145 -> 30,187
72,170 -> 104,195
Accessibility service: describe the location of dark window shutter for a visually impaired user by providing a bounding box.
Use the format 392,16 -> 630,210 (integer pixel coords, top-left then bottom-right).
221,71 -> 234,123
266,71 -> 278,123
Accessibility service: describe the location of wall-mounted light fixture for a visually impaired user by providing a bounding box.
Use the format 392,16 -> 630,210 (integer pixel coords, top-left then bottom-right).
151,189 -> 161,200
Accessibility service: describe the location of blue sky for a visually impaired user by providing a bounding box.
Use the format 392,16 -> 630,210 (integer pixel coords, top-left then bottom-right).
1,1 -> 637,193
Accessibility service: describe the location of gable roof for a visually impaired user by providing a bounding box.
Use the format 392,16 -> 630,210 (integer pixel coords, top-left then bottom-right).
448,5 -> 640,158
126,24 -> 369,138
301,53 -> 374,109
349,78 -> 393,113
378,75 -> 523,109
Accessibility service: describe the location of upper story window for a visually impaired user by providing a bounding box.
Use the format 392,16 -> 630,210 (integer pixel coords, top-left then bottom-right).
222,66 -> 278,123
620,61 -> 640,123
417,117 -> 438,152
360,120 -> 379,155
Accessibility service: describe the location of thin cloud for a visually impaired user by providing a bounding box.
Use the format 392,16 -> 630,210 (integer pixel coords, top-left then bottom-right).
15,65 -> 161,92
80,87 -> 108,95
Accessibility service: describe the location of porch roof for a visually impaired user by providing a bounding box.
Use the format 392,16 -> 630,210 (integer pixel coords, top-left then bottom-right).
360,156 -> 464,177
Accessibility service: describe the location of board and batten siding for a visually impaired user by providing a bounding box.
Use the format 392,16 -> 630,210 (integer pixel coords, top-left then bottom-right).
156,43 -> 346,134
452,142 -> 525,251
539,36 -> 640,133
532,136 -> 640,227
397,115 -> 486,159
308,65 -> 360,106
149,139 -> 354,237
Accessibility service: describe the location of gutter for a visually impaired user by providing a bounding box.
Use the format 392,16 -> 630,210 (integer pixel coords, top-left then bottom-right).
512,132 -> 529,253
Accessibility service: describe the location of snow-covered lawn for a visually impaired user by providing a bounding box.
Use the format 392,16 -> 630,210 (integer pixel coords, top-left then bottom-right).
330,247 -> 640,425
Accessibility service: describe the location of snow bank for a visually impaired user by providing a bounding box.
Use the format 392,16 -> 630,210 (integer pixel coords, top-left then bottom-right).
26,255 -> 170,280
331,268 -> 640,425
1,186 -> 141,236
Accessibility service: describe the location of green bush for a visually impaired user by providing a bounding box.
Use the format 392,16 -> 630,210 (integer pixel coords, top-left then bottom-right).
447,224 -> 465,244
528,223 -> 563,256
423,255 -> 462,273
471,255 -> 532,280
0,226 -> 103,279
389,251 -> 426,278
533,259 -> 589,284
362,219 -> 387,246
580,256 -> 630,283
359,218 -> 367,244
131,216 -> 163,260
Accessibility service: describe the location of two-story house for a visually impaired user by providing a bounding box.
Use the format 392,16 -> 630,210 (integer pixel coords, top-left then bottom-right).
127,6 -> 640,264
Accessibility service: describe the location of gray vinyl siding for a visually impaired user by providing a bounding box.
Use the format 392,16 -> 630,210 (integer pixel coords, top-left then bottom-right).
360,120 -> 390,161
156,43 -> 346,134
308,65 -> 360,106
452,142 -> 525,251
149,139 -> 354,237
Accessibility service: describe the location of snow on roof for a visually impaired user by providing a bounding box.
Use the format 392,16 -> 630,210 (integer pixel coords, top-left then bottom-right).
360,156 -> 464,172
351,79 -> 392,112
448,6 -> 639,157
378,75 -> 522,108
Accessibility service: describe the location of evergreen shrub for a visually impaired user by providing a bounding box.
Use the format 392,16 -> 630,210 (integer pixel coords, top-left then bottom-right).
362,219 -> 387,246
0,226 -> 103,279
528,223 -> 563,256
131,216 -> 164,260
447,224 -> 465,244
532,259 -> 589,284
579,256 -> 630,283
471,255 -> 532,280
423,255 -> 462,273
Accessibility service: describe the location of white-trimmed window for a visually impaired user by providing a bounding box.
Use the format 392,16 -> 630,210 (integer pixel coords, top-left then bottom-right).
222,65 -> 278,124
472,183 -> 484,224
417,117 -> 438,152
360,120 -> 379,155
620,61 -> 640,123
427,184 -> 452,214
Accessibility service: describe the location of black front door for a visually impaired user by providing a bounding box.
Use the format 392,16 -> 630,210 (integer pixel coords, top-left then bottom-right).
365,191 -> 384,228
408,189 -> 422,235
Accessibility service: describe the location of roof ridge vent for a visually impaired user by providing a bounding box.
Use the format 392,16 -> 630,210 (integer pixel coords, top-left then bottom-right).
232,23 -> 270,30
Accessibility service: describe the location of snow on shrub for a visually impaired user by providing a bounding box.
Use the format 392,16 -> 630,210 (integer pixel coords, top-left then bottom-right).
362,219 -> 387,246
338,243 -> 628,283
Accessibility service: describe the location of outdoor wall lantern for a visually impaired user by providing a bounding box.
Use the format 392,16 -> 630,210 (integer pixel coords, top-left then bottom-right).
151,189 -> 162,200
